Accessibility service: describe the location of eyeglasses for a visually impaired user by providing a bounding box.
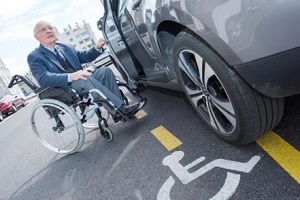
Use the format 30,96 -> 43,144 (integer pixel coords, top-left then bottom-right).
35,26 -> 54,35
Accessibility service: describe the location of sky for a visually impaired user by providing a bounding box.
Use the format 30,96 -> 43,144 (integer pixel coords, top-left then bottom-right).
0,0 -> 105,76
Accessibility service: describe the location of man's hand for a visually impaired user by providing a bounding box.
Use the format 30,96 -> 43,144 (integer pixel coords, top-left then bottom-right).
70,70 -> 92,81
96,38 -> 106,49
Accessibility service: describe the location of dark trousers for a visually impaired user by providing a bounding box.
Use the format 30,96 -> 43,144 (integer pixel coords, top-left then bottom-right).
71,67 -> 124,108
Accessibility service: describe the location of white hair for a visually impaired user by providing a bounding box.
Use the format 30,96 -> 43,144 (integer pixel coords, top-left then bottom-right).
33,21 -> 51,35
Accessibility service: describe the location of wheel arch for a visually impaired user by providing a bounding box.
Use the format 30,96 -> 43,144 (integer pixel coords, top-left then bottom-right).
156,21 -> 234,82
155,20 -> 272,99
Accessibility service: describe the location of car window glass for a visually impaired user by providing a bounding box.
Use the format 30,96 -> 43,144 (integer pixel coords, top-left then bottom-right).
3,95 -> 14,102
118,0 -> 128,17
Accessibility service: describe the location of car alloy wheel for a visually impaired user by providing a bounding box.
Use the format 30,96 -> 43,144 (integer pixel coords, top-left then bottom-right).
178,48 -> 236,133
173,30 -> 284,145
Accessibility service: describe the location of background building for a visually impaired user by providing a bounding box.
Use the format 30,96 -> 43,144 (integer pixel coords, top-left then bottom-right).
56,20 -> 98,51
0,58 -> 24,98
56,20 -> 102,68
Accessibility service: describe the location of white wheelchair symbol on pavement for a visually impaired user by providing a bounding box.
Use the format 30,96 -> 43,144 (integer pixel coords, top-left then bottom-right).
157,151 -> 261,200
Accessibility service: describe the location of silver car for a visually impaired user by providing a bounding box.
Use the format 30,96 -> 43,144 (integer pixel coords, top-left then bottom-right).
100,0 -> 300,145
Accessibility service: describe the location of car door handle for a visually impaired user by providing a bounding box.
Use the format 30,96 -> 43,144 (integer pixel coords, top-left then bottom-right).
118,41 -> 124,46
125,36 -> 131,42
132,0 -> 142,11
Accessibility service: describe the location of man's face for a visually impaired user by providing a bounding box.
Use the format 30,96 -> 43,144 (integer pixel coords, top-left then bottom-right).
34,22 -> 56,46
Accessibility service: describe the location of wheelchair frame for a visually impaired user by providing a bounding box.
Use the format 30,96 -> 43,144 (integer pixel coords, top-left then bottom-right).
8,74 -> 144,154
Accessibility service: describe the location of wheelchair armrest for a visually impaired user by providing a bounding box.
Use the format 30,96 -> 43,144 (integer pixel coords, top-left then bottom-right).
9,74 -> 41,93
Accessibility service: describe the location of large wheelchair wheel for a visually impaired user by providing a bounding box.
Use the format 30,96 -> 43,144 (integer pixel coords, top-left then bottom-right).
31,99 -> 85,154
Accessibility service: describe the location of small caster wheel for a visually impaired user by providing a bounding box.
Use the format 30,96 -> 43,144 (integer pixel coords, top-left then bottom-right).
100,127 -> 113,141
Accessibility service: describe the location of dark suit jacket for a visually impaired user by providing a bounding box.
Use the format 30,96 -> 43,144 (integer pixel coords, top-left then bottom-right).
27,43 -> 101,88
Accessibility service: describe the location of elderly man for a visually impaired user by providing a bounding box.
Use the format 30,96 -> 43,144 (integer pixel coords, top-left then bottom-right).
28,20 -> 145,118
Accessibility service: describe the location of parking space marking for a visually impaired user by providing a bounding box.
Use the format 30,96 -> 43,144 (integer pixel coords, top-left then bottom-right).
158,151 -> 261,200
134,110 -> 147,119
151,126 -> 182,151
256,131 -> 300,184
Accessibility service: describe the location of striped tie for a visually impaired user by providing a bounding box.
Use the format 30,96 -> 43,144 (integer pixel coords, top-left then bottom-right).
54,48 -> 65,61
53,48 -> 73,72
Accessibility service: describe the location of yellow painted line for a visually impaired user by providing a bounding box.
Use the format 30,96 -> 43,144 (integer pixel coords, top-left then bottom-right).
151,126 -> 182,151
134,109 -> 147,119
256,131 -> 300,184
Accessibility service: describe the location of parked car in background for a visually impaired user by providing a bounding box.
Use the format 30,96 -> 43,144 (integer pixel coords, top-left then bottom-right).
100,0 -> 300,145
0,95 -> 26,117
0,112 -> 3,122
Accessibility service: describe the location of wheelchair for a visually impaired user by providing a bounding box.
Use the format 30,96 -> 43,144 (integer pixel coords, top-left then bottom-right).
9,74 -> 145,154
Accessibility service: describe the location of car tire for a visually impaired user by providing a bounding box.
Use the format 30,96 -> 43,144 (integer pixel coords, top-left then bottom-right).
173,30 -> 284,145
21,99 -> 26,107
0,113 -> 3,122
12,105 -> 17,113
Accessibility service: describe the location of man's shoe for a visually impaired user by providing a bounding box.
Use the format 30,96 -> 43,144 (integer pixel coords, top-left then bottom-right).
126,98 -> 147,118
119,98 -> 147,118
119,102 -> 140,116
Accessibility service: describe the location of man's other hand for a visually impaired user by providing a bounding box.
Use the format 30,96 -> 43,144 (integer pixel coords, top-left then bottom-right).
70,70 -> 92,81
96,38 -> 106,49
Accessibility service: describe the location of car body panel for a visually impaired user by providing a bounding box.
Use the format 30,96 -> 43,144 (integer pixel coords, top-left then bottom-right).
101,0 -> 300,97
168,0 -> 300,64
0,105 -> 10,115
235,47 -> 300,98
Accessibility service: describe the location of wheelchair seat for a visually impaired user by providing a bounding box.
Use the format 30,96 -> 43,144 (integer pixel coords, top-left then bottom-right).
38,87 -> 79,106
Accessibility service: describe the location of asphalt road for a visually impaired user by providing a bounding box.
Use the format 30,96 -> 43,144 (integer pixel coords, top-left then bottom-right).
0,87 -> 299,200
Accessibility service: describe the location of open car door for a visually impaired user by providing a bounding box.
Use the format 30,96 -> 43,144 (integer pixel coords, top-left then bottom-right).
101,0 -> 141,88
